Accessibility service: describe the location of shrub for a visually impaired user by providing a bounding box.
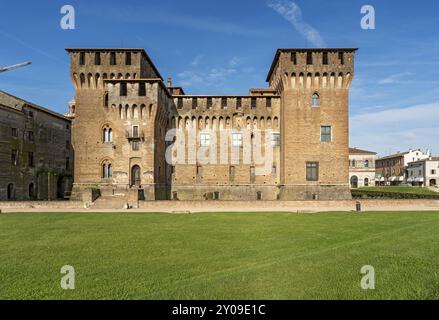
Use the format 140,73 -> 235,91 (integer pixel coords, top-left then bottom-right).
351,189 -> 439,199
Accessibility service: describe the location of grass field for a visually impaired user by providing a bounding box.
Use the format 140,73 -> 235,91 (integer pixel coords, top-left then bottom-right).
358,186 -> 439,195
1,211 -> 439,300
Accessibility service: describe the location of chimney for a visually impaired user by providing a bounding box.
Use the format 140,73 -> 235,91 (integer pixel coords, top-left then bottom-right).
167,78 -> 172,88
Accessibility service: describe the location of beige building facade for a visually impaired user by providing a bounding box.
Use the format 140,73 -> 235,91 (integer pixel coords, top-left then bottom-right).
0,91 -> 73,201
66,47 -> 356,202
349,147 -> 376,188
407,157 -> 439,187
375,149 -> 430,185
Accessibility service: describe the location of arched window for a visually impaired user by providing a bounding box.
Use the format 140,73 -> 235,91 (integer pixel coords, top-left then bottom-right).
311,93 -> 320,107
7,183 -> 14,200
103,126 -> 113,143
29,183 -> 35,198
102,161 -> 113,179
364,178 -> 369,187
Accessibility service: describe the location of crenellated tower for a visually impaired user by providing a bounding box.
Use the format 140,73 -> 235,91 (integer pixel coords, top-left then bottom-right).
266,48 -> 357,200
66,48 -> 172,202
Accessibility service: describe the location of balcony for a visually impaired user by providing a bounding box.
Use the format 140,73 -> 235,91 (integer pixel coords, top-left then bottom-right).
126,130 -> 145,141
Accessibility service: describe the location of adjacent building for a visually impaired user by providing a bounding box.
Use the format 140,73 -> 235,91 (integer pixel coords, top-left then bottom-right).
0,91 -> 73,200
65,47 -> 357,201
349,147 -> 376,188
375,149 -> 430,185
407,157 -> 439,187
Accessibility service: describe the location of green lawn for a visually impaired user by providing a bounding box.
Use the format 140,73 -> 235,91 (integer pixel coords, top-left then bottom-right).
1,211 -> 439,300
358,186 -> 439,195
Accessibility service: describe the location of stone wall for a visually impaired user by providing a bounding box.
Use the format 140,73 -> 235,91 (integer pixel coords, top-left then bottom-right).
0,91 -> 73,201
66,48 -> 357,202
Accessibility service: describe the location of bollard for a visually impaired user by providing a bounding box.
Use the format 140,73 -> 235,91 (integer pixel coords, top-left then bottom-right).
356,201 -> 362,212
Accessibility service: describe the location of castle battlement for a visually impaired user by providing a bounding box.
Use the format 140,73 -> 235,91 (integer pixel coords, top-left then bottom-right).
66,47 -> 356,201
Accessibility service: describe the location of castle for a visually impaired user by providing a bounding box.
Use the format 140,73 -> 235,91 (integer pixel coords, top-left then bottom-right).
66,47 -> 356,203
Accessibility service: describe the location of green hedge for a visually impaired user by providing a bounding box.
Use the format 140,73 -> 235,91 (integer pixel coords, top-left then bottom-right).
351,189 -> 439,199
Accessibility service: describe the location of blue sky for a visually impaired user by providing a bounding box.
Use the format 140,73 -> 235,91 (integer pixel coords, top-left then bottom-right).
1,0 -> 438,156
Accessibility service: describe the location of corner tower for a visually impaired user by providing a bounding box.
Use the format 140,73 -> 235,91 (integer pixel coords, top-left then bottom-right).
66,48 -> 172,201
267,48 -> 357,200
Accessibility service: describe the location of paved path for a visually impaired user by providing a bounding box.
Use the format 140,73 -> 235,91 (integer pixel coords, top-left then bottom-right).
1,199 -> 439,213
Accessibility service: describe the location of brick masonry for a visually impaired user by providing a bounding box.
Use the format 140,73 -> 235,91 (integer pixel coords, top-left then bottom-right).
66,47 -> 356,202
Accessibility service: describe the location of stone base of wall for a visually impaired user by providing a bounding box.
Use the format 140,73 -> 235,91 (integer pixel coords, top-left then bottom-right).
171,185 -> 280,201
0,201 -> 83,210
279,184 -> 352,200
71,183 -> 352,201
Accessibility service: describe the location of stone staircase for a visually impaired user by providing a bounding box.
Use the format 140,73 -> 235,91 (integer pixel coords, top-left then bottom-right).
88,186 -> 140,210
90,194 -> 130,210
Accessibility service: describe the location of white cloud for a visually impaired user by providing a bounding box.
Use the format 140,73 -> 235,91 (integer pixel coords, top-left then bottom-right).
177,68 -> 237,87
228,57 -> 240,67
191,55 -> 204,66
378,72 -> 414,85
350,101 -> 439,156
267,0 -> 326,47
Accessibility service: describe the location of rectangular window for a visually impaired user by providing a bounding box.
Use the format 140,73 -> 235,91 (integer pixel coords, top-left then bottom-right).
132,125 -> 139,138
338,52 -> 344,65
192,98 -> 197,109
271,133 -> 281,147
207,97 -> 213,109
250,166 -> 256,183
232,133 -> 242,147
120,83 -> 127,96
320,126 -> 332,142
138,82 -> 146,96
229,166 -> 235,182
200,133 -> 210,147
306,162 -> 319,181
272,165 -> 277,177
221,97 -> 227,109
251,97 -> 257,109
307,52 -> 313,65
125,52 -> 132,65
28,110 -> 34,118
11,149 -> 18,165
177,98 -> 183,109
236,97 -> 242,109
11,128 -> 18,137
266,98 -> 272,108
28,131 -> 34,142
132,141 -> 140,151
95,52 -> 101,65
431,170 -> 436,175
213,191 -> 220,200
291,52 -> 297,65
28,152 -> 34,167
322,52 -> 328,65
79,52 -> 85,65
110,52 -> 116,65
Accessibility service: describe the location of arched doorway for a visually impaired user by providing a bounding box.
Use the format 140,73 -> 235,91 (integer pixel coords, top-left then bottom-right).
364,178 -> 369,187
7,183 -> 14,200
430,179 -> 437,187
131,165 -> 141,187
29,183 -> 35,199
350,176 -> 358,188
